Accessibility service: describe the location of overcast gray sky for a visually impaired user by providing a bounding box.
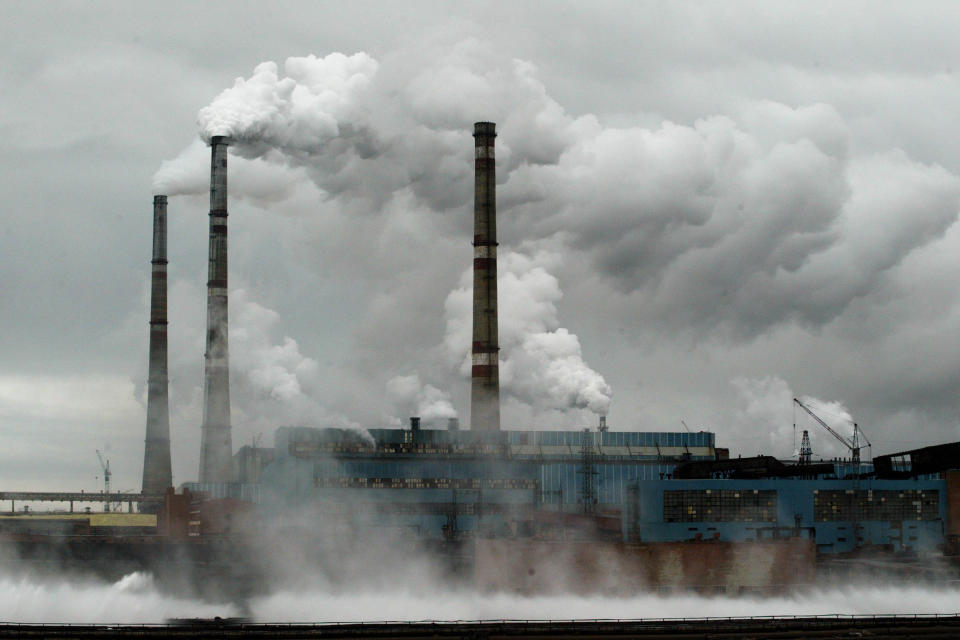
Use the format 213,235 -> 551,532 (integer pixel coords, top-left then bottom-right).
3,1 -> 960,491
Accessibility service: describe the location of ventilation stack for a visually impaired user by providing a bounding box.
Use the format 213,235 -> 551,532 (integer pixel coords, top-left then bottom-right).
141,195 -> 172,495
199,136 -> 234,483
470,122 -> 500,431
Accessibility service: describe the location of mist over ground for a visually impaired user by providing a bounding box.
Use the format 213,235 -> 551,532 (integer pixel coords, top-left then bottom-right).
2,3 -> 960,498
2,570 -> 959,624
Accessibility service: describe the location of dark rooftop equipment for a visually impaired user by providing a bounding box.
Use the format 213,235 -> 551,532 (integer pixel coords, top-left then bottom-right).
673,456 -> 834,480
874,441 -> 960,478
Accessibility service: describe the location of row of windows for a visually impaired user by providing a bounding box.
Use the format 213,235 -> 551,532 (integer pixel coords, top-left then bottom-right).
663,490 -> 778,523
314,477 -> 538,490
517,431 -> 713,448
813,490 -> 940,522
307,502 -> 525,515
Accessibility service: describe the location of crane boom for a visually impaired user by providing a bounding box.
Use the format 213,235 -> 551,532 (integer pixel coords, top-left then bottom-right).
793,398 -> 860,465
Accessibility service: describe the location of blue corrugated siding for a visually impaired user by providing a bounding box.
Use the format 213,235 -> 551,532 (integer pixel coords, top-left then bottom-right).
628,477 -> 947,553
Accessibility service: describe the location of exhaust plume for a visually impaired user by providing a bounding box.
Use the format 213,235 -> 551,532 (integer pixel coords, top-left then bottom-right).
386,374 -> 458,426
446,249 -> 612,418
732,375 -> 857,459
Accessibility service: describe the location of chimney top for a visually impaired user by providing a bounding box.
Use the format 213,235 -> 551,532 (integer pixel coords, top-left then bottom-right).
209,135 -> 233,146
153,194 -> 167,204
473,122 -> 496,137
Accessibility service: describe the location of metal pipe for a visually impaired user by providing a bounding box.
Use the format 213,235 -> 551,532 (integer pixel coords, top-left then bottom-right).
470,122 -> 500,431
142,195 -> 173,494
199,136 -> 234,483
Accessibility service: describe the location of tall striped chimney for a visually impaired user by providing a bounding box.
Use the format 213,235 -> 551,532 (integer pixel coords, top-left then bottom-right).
141,195 -> 172,494
199,136 -> 234,483
470,122 -> 500,431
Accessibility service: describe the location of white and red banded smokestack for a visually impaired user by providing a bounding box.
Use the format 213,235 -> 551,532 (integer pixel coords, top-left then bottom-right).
141,195 -> 172,494
199,136 -> 234,482
470,122 -> 500,431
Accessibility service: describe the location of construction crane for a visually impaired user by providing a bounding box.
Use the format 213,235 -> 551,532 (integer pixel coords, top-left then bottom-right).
95,450 -> 111,512
793,398 -> 870,466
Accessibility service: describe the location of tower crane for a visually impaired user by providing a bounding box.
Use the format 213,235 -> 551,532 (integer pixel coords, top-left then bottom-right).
793,398 -> 871,466
96,450 -> 111,512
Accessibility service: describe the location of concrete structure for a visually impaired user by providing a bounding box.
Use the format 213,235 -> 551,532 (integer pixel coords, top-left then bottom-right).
471,122 -> 500,431
141,195 -> 172,494
199,136 -> 234,483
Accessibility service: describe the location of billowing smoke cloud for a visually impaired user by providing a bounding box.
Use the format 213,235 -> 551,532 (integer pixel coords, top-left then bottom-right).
228,289 -> 370,441
730,375 -> 858,460
146,41 -> 960,451
163,282 -> 369,470
385,374 -> 457,426
198,55 -> 378,150
445,249 -> 612,417
155,44 -> 960,343
152,139 -> 306,203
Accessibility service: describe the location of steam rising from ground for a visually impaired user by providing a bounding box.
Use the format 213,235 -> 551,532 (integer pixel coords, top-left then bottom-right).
0,572 -> 234,623
251,586 -> 960,622
2,571 -> 958,623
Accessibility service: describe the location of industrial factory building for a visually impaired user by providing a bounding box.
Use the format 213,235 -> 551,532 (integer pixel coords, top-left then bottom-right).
100,117 -> 960,594
246,423 -> 716,538
178,420 -> 959,559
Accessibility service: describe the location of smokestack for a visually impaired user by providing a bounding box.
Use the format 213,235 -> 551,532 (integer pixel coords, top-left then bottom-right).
141,195 -> 172,495
199,136 -> 234,483
470,122 -> 500,431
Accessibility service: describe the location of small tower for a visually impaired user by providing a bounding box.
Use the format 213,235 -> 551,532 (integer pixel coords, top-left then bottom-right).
799,430 -> 812,464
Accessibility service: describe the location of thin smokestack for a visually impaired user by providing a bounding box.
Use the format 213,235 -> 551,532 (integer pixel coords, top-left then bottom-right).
470,122 -> 500,431
142,195 -> 172,495
199,136 -> 234,483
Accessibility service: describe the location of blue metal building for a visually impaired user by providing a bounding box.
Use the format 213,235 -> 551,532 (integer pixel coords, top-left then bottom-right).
626,477 -> 946,554
206,424 -> 957,555
253,425 -> 714,537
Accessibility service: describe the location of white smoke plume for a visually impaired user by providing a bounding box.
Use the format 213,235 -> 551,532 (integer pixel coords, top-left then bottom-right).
162,281 -> 370,475
147,41 -> 960,446
731,375 -> 857,460
198,55 -> 378,150
228,289 -> 369,441
445,249 -> 612,418
385,374 -> 457,427
154,44 -> 960,341
152,138 -> 306,203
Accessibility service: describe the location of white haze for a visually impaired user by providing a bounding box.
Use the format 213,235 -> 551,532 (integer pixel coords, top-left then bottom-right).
1,571 -> 959,623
